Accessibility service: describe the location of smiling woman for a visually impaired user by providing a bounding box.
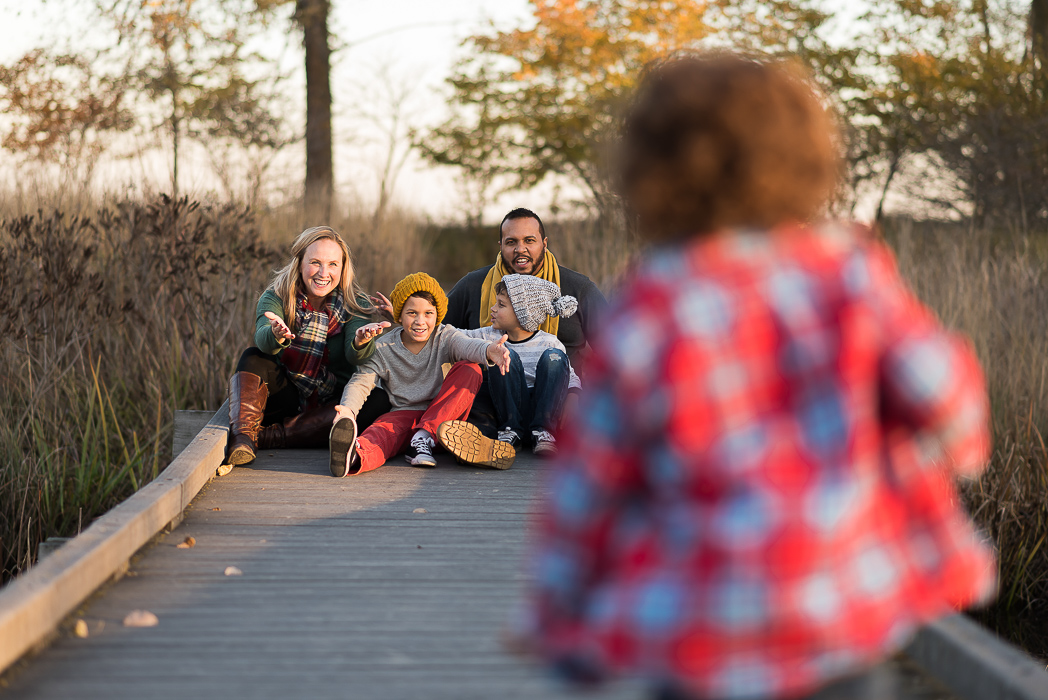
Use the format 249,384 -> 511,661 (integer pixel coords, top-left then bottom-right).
223,225 -> 392,470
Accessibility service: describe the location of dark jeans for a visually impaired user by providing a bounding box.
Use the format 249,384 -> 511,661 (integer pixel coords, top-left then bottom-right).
486,347 -> 570,442
234,347 -> 390,431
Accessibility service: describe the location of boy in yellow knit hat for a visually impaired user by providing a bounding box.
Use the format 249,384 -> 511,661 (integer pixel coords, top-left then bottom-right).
329,272 -> 512,476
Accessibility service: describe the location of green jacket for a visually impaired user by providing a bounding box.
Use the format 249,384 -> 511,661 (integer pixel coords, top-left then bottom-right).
254,289 -> 377,388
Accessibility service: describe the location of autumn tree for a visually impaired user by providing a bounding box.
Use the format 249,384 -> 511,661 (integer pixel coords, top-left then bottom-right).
100,0 -> 288,197
422,0 -> 852,217
854,0 -> 1048,228
0,49 -> 134,184
422,0 -> 708,215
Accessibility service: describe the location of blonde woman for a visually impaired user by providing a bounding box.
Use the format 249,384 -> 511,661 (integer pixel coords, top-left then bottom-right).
224,226 -> 391,468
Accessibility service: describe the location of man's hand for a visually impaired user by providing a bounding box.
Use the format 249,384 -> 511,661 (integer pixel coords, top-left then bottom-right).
369,291 -> 395,324
354,321 -> 391,349
487,335 -> 511,374
264,311 -> 295,342
333,405 -> 353,425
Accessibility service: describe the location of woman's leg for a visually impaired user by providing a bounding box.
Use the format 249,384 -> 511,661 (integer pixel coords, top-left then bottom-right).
414,361 -> 484,436
235,348 -> 299,425
227,347 -> 297,466
351,410 -> 423,474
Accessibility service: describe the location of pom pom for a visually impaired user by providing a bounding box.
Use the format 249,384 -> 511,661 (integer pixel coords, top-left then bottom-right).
553,295 -> 578,318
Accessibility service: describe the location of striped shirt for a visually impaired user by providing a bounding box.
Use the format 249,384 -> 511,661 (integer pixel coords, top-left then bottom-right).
462,326 -> 581,391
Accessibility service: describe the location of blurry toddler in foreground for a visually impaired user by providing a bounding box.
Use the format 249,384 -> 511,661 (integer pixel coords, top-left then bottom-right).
515,52 -> 996,700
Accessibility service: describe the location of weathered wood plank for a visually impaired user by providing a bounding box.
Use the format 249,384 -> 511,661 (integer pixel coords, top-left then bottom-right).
172,410 -> 217,456
0,445 -> 958,700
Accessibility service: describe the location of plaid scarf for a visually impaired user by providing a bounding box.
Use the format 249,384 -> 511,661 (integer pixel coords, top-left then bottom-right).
280,288 -> 350,406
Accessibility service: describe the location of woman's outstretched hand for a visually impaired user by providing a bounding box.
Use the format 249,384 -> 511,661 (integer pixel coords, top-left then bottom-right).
354,321 -> 391,349
369,292 -> 395,324
487,335 -> 511,374
264,311 -> 295,342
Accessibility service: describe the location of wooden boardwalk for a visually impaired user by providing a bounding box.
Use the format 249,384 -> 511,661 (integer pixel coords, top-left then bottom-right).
1,447 -> 954,699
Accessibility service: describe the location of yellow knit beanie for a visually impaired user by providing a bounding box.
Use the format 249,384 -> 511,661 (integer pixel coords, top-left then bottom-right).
390,272 -> 448,323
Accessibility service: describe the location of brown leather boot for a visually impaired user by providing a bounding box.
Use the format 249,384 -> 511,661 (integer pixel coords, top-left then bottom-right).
257,404 -> 338,450
225,372 -> 268,467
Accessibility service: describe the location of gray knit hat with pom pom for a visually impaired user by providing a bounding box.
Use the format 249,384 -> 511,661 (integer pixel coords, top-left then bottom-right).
501,273 -> 578,332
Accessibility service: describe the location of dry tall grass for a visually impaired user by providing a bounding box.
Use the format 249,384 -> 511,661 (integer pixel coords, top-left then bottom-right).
882,218 -> 1048,655
0,193 -> 430,581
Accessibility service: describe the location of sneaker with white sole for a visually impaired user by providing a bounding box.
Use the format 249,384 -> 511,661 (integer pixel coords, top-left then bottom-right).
532,430 -> 557,457
439,420 -> 516,470
497,429 -> 523,451
405,433 -> 437,467
329,417 -> 358,477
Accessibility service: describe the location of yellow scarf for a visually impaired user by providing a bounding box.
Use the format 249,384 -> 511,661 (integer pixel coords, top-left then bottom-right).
478,249 -> 562,335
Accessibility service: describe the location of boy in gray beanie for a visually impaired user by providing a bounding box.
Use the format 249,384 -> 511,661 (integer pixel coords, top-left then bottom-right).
439,274 -> 581,460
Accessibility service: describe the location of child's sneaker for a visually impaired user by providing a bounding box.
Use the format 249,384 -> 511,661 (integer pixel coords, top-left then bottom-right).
329,417 -> 358,477
532,430 -> 557,457
439,420 -> 516,470
497,429 -> 523,451
405,433 -> 437,467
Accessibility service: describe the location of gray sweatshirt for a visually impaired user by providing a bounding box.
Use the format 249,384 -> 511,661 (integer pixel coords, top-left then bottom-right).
338,324 -> 491,419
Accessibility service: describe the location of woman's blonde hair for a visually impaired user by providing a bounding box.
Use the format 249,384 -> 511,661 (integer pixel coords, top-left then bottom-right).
269,226 -> 371,329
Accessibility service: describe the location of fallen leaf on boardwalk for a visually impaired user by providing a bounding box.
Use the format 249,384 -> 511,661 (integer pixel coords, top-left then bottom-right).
224,566 -> 243,576
412,508 -> 427,514
73,619 -> 88,638
176,536 -> 196,549
123,610 -> 158,627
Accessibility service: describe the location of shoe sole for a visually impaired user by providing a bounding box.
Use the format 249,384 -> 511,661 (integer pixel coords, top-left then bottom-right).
329,418 -> 357,477
226,445 -> 256,466
407,455 -> 437,467
438,420 -> 515,470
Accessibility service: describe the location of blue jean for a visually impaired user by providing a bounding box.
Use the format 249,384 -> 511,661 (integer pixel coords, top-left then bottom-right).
486,347 -> 571,442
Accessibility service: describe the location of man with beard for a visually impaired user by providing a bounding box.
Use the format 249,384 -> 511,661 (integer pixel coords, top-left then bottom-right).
444,208 -> 607,437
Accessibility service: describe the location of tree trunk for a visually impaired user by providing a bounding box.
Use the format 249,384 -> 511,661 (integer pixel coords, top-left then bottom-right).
297,0 -> 333,220
1033,0 -> 1048,80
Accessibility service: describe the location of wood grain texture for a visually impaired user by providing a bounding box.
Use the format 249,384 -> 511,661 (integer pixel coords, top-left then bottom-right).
1,445 -> 955,700
0,404 -> 229,676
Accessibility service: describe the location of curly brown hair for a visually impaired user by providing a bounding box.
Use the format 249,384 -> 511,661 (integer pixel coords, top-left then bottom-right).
619,52 -> 841,240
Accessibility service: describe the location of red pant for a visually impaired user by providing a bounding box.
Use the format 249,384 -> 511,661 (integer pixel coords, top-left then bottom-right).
351,361 -> 483,474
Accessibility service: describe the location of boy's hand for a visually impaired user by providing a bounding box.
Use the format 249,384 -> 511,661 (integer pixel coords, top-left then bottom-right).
487,335 -> 511,374
333,405 -> 353,425
354,321 -> 391,349
264,311 -> 295,342
369,292 -> 395,324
